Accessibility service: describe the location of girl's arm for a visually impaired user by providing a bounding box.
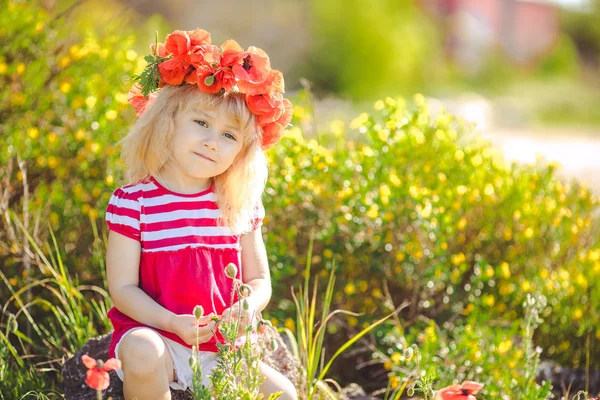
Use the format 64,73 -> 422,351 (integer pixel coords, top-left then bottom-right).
239,226 -> 272,312
106,230 -> 177,332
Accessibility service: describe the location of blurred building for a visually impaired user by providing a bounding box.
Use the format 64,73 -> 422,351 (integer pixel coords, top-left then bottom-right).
418,0 -> 562,71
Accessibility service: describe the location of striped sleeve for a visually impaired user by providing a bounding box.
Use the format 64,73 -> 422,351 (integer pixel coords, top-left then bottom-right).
105,187 -> 141,241
250,200 -> 265,231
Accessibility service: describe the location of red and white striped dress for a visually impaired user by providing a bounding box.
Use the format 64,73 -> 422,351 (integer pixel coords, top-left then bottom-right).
104,175 -> 264,358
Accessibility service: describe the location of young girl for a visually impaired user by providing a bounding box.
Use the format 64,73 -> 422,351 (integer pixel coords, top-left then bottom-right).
104,28 -> 295,399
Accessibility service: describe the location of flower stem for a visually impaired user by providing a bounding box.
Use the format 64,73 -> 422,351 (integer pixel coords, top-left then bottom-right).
96,390 -> 102,400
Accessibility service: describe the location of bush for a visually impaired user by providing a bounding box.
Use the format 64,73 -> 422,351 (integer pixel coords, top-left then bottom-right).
263,93 -> 600,376
0,0 -> 161,279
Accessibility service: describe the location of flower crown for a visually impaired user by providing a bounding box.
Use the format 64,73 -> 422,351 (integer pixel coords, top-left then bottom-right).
127,29 -> 293,150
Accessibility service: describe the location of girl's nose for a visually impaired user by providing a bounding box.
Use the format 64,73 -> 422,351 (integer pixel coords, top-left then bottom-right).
203,140 -> 217,151
203,130 -> 218,151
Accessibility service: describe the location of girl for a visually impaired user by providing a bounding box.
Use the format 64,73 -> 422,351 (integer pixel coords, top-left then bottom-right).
104,28 -> 295,399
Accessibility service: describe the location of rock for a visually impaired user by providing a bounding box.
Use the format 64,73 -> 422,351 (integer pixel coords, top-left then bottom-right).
61,330 -> 304,399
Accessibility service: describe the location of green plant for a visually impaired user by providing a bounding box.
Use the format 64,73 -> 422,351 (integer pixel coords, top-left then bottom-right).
188,264 -> 281,400
280,236 -> 399,399
0,212 -> 110,393
510,293 -> 553,400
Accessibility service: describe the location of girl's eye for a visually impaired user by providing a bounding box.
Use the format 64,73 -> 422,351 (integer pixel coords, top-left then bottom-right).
194,120 -> 208,128
223,132 -> 237,141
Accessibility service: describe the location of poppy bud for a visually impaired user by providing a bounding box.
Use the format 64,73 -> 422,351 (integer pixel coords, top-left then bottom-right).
193,305 -> 204,319
261,319 -> 272,327
189,355 -> 197,368
407,386 -> 415,396
238,284 -> 252,298
404,347 -> 414,360
204,75 -> 215,86
258,320 -> 266,334
225,263 -> 238,279
269,339 -> 278,351
242,298 -> 249,311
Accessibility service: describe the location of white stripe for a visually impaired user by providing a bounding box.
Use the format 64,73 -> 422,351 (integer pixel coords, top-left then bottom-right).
109,196 -> 141,212
143,226 -> 235,241
143,243 -> 240,253
106,213 -> 140,230
142,192 -> 216,207
144,209 -> 221,223
121,182 -> 157,194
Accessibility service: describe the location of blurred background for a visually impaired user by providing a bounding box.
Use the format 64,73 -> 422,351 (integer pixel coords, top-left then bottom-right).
2,0 -> 600,398
107,0 -> 600,188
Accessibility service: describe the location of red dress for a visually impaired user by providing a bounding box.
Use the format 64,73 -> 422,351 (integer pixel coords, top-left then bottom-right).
104,176 -> 264,358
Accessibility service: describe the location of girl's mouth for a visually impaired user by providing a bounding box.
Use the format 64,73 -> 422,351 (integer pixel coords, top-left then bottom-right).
194,152 -> 215,162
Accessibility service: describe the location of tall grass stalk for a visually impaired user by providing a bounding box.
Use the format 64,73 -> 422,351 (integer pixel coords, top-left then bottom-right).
281,235 -> 400,399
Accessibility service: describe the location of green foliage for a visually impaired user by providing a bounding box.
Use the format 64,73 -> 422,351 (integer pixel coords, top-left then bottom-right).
189,272 -> 281,400
132,31 -> 167,97
303,0 -> 442,100
0,0 -> 158,278
0,213 -> 110,393
263,92 -> 600,377
280,236 -> 397,399
379,293 -> 554,399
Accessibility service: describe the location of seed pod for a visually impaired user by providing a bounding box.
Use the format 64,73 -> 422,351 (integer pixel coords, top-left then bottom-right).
258,320 -> 267,334
189,355 -> 197,368
193,305 -> 204,319
225,263 -> 238,279
238,284 -> 252,297
204,75 -> 215,86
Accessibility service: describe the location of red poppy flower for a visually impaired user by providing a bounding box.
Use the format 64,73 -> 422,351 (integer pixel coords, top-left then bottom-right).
150,42 -> 169,58
435,381 -> 484,400
232,46 -> 271,85
186,28 -> 211,47
238,69 -> 284,96
158,30 -> 212,86
127,83 -> 158,116
81,354 -> 121,391
245,92 -> 286,126
220,39 -> 244,68
260,98 -> 292,149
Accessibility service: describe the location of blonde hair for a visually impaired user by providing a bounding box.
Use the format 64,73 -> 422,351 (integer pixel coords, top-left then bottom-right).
118,84 -> 268,235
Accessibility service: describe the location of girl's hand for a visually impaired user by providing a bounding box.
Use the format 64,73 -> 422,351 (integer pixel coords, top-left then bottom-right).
169,313 -> 217,346
221,301 -> 259,337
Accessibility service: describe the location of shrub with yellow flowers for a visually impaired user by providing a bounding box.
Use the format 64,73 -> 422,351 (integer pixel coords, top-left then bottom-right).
262,91 -> 600,386
0,0 -> 172,298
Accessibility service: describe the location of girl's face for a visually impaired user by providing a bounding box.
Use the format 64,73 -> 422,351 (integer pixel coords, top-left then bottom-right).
169,102 -> 244,183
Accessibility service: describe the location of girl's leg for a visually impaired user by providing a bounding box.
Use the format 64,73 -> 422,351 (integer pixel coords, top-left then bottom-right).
118,328 -> 176,400
258,362 -> 298,400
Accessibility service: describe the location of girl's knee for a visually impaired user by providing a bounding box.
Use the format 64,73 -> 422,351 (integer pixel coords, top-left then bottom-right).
277,381 -> 298,400
260,363 -> 298,400
118,329 -> 169,377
